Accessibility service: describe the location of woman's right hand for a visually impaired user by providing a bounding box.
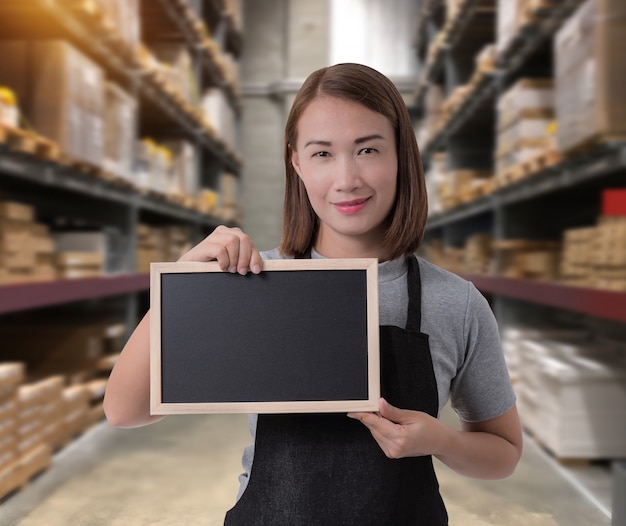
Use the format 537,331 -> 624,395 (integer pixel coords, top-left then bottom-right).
178,225 -> 263,275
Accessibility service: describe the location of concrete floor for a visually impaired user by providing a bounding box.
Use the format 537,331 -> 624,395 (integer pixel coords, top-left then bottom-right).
0,410 -> 613,525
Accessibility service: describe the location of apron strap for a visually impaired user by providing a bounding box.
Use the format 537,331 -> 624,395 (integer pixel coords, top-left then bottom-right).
406,256 -> 422,333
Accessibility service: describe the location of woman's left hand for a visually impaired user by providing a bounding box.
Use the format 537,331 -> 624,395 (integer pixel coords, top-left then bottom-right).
347,398 -> 448,459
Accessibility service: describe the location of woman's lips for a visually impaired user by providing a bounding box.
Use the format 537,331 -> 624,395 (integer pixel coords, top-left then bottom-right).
333,197 -> 370,215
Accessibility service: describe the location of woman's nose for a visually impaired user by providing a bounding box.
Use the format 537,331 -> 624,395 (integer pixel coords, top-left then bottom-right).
334,157 -> 361,192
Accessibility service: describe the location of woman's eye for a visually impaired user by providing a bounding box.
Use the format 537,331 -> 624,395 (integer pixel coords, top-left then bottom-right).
359,147 -> 376,154
313,151 -> 330,158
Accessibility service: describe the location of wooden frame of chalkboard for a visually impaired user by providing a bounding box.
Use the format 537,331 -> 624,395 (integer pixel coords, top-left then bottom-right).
150,259 -> 380,414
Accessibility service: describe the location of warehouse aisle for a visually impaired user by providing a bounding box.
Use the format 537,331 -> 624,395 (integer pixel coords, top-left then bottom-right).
0,410 -> 612,526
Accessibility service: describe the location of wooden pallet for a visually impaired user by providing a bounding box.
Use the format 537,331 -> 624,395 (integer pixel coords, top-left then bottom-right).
57,155 -> 103,177
0,445 -> 52,502
0,124 -> 59,160
561,133 -> 626,160
496,149 -> 563,187
98,171 -> 136,189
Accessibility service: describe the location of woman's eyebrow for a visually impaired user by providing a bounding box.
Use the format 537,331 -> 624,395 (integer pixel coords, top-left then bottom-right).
303,134 -> 385,149
354,134 -> 385,144
303,139 -> 332,148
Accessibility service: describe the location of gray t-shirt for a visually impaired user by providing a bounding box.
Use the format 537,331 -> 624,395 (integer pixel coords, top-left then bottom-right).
236,249 -> 516,498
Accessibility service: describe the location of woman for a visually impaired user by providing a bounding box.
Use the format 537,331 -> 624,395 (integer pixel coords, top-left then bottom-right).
104,63 -> 522,525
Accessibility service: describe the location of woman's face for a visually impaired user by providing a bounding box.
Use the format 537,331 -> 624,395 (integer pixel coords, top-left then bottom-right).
291,96 -> 398,258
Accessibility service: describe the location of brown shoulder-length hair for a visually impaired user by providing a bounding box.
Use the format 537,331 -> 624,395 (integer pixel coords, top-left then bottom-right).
279,63 -> 428,261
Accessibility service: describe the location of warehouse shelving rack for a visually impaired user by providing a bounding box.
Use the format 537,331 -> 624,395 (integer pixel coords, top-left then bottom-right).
0,0 -> 242,326
413,0 -> 625,518
413,0 -> 626,324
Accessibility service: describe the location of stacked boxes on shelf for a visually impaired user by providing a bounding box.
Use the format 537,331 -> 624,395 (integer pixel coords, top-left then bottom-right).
0,87 -> 19,127
590,217 -> 626,291
560,190 -> 626,291
424,153 -> 448,215
161,140 -> 198,198
53,228 -> 129,276
559,227 -> 596,287
218,172 -> 241,222
493,240 -> 561,280
0,40 -> 105,167
151,43 -> 198,106
415,84 -> 446,149
555,0 -> 626,154
136,224 -> 163,274
100,0 -> 140,53
103,82 -> 137,183
135,139 -> 200,199
505,330 -> 626,459
136,224 -> 193,273
0,318 -> 123,498
0,201 -> 56,285
201,88 -> 238,151
496,0 -> 539,56
495,78 -> 554,177
463,233 -> 493,274
0,363 -> 26,497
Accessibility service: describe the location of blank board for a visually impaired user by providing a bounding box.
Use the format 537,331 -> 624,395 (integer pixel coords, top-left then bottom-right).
150,259 -> 379,414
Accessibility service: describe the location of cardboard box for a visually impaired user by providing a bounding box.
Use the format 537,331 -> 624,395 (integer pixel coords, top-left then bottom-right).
201,88 -> 237,149
0,202 -> 34,222
0,40 -> 104,166
0,324 -> 118,378
498,79 -> 553,131
103,82 -> 136,181
53,229 -> 128,274
555,0 -> 626,152
161,140 -> 198,196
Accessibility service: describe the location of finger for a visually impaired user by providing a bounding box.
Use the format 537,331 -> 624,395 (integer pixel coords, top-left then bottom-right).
221,229 -> 242,273
378,398 -> 415,425
250,248 -> 263,274
347,410 -> 396,436
234,232 -> 255,275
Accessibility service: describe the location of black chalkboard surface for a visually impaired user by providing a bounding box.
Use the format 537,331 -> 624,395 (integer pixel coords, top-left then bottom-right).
150,259 -> 379,414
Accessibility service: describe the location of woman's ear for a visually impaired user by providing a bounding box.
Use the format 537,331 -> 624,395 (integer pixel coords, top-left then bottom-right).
290,146 -> 301,176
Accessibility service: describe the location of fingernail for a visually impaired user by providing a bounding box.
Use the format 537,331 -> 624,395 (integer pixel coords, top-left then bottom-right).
238,267 -> 248,275
229,266 -> 237,273
252,264 -> 261,274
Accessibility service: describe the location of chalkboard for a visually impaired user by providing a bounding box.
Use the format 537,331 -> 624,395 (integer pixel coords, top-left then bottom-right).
150,259 -> 379,414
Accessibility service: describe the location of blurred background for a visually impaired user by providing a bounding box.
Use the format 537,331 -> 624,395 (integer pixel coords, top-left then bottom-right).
0,0 -> 624,525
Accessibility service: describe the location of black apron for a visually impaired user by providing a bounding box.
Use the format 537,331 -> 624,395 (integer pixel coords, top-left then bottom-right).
225,256 -> 448,525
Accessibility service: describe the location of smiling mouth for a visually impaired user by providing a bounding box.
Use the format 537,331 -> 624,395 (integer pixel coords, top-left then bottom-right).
333,197 -> 371,214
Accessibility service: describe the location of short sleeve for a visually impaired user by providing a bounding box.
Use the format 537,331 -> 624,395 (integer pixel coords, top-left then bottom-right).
450,284 -> 517,423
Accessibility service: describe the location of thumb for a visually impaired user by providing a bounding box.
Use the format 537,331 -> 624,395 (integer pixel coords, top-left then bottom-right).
379,398 -> 413,424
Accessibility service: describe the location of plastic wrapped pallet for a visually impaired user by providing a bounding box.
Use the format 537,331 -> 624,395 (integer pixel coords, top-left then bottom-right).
201,88 -> 238,150
0,40 -> 104,166
151,43 -> 198,105
495,78 -> 554,173
534,344 -> 626,459
103,82 -> 137,182
52,228 -> 129,275
0,87 -> 19,127
555,0 -> 626,153
0,201 -> 41,284
161,140 -> 198,197
496,0 -> 534,55
100,0 -> 140,52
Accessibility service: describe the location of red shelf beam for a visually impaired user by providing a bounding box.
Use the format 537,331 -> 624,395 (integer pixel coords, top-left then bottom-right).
458,273 -> 626,324
0,274 -> 150,315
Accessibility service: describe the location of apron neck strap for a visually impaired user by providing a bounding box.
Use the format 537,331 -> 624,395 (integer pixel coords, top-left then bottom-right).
406,256 -> 422,332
